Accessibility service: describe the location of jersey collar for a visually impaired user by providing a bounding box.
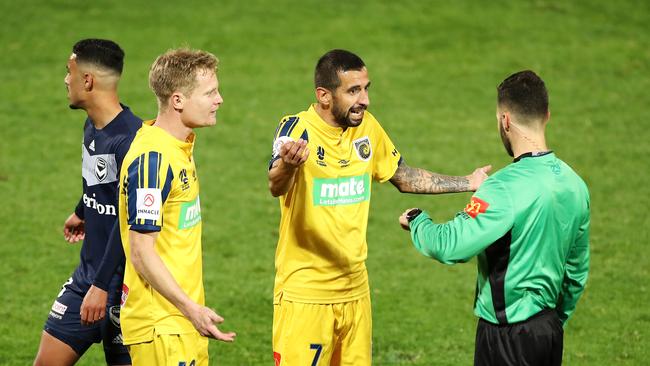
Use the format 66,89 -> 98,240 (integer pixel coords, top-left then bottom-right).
144,120 -> 196,158
513,150 -> 554,162
306,104 -> 347,138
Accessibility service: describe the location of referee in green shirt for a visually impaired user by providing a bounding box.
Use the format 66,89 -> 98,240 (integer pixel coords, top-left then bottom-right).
399,70 -> 590,366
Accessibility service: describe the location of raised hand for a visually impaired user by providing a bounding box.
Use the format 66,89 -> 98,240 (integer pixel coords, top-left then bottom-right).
279,138 -> 309,169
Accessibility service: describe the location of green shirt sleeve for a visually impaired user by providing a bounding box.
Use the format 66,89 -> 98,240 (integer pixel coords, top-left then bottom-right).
557,202 -> 590,325
409,178 -> 514,264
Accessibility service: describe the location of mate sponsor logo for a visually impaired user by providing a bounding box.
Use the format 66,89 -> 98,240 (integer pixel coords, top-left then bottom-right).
312,174 -> 370,206
178,196 -> 201,229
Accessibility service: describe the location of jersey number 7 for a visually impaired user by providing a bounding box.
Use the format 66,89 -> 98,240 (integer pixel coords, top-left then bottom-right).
310,343 -> 323,366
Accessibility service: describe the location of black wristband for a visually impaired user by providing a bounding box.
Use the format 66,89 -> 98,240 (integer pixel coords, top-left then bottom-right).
406,208 -> 422,223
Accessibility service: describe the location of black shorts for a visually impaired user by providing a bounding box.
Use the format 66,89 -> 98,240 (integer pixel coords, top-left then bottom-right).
43,277 -> 130,365
474,309 -> 564,366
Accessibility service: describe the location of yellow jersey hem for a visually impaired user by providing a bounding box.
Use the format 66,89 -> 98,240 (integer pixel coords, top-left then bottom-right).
276,287 -> 370,304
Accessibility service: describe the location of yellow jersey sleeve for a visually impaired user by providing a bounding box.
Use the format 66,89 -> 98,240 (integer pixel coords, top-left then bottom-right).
269,115 -> 309,169
123,151 -> 174,232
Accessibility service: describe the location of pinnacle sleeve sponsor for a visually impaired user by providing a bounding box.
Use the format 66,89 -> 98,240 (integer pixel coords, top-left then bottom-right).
136,188 -> 162,220
312,174 -> 370,206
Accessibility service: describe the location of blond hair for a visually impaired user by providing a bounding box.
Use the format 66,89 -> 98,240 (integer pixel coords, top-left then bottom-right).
149,48 -> 219,106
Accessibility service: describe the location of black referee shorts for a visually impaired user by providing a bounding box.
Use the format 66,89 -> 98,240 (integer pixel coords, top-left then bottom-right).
474,309 -> 564,366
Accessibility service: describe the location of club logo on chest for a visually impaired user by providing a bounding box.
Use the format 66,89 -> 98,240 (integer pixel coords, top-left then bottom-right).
353,136 -> 372,161
95,157 -> 108,182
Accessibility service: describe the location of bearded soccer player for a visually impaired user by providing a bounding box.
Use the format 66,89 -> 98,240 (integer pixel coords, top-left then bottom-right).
268,49 -> 491,365
400,70 -> 590,366
35,39 -> 142,366
117,48 -> 235,366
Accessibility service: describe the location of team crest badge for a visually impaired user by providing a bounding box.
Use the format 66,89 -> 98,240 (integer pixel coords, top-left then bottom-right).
94,157 -> 108,182
109,305 -> 121,327
353,136 -> 372,161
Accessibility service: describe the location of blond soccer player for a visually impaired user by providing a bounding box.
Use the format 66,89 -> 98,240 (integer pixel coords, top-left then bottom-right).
118,49 -> 235,366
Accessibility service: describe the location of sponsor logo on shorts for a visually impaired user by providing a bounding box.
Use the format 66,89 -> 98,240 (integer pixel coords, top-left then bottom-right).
121,284 -> 129,306
464,197 -> 489,218
273,352 -> 281,366
312,174 -> 370,206
112,334 -> 123,345
51,300 -> 67,315
109,305 -> 121,328
49,300 -> 67,319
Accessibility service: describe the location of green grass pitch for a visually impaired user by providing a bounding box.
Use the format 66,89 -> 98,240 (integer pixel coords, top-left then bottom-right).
1,0 -> 648,364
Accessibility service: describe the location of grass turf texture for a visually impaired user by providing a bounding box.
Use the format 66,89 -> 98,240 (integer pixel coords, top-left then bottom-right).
1,0 -> 648,364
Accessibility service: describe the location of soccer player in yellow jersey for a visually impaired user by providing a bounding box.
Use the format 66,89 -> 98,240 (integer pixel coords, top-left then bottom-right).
268,49 -> 491,365
117,48 -> 235,366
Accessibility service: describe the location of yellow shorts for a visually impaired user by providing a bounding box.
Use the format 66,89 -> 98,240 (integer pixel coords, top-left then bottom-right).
127,331 -> 209,366
273,294 -> 372,366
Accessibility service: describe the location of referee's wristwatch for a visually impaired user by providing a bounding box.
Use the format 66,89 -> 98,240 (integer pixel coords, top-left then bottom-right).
406,208 -> 423,223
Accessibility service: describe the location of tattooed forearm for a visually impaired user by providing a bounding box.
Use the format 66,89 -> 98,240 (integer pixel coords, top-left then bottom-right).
390,163 -> 470,194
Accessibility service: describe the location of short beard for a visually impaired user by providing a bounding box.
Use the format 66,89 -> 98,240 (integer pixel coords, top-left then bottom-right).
332,99 -> 362,128
500,122 -> 514,157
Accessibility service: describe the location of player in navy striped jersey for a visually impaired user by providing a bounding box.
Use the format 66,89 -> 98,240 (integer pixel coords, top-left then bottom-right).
34,39 -> 142,366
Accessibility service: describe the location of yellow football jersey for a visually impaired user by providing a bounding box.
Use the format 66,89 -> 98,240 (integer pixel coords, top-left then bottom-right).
118,120 -> 204,345
270,105 -> 401,303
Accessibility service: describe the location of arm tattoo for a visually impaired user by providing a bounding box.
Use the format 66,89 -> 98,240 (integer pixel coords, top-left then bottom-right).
390,163 -> 470,194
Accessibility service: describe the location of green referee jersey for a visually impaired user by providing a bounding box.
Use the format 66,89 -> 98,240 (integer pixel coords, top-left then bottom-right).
409,152 -> 590,325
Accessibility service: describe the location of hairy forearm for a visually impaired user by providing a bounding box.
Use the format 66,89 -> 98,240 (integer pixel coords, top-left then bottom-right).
390,163 -> 470,194
268,160 -> 298,197
129,231 -> 196,315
